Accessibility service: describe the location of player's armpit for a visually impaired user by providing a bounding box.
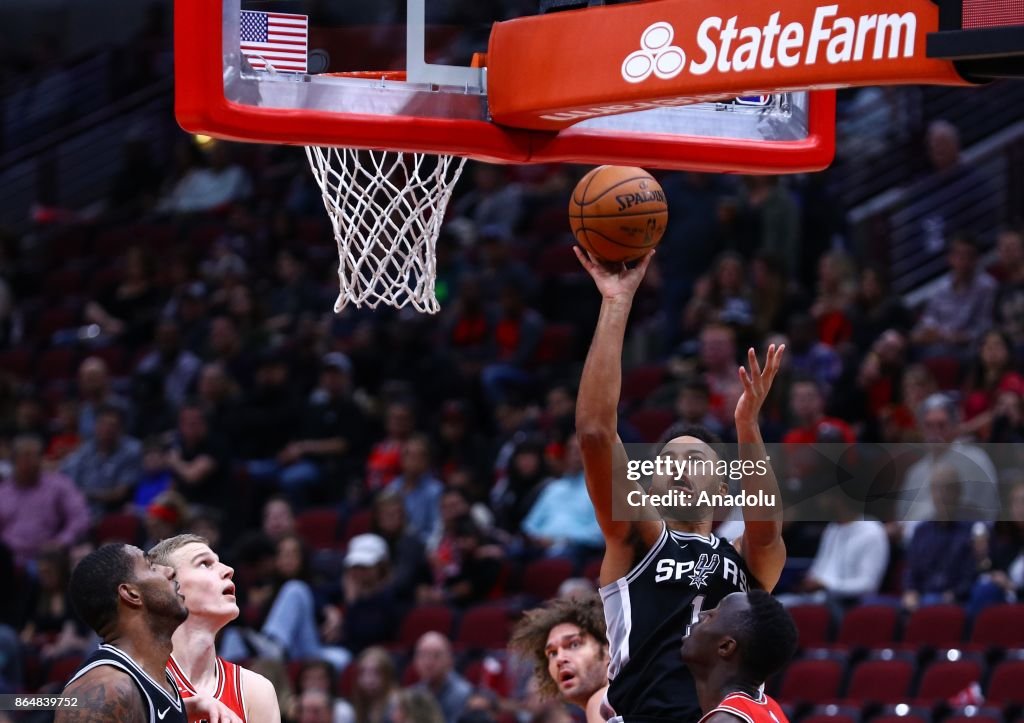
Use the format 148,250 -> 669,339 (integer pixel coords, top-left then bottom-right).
585,684 -> 610,723
241,668 -> 281,723
56,668 -> 146,723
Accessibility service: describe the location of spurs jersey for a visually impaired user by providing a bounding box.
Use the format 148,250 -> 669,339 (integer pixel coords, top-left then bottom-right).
601,524 -> 755,723
167,654 -> 247,722
698,691 -> 789,723
64,643 -> 187,723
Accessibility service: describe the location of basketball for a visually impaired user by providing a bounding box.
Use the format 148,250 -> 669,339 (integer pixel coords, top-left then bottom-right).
569,166 -> 668,264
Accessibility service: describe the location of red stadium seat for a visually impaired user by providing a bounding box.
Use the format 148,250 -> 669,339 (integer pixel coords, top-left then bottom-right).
789,605 -> 833,649
398,606 -> 456,648
530,324 -> 576,366
845,659 -> 916,704
36,347 -> 77,381
777,658 -> 844,705
0,348 -> 33,378
46,654 -> 85,687
582,557 -> 602,584
627,408 -> 676,443
341,509 -> 373,544
915,659 -> 983,702
969,604 -> 1024,650
401,659 -> 421,686
295,508 -> 342,550
94,513 -> 143,546
901,605 -> 966,648
986,660 -> 1024,705
835,605 -> 899,650
521,558 -> 574,600
456,605 -> 514,651
620,364 -> 667,408
922,356 -> 962,390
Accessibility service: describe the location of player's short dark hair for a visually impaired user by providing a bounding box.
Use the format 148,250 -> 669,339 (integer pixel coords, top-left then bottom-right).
949,231 -> 979,253
509,594 -> 608,700
69,543 -> 137,636
734,590 -> 799,683
660,423 -> 723,447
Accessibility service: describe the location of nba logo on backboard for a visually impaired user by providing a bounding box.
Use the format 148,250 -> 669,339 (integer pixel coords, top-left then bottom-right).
688,553 -> 721,589
734,95 -> 772,106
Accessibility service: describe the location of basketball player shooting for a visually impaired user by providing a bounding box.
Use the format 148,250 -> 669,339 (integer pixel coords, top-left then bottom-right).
148,535 -> 281,723
573,246 -> 786,723
59,544 -> 189,723
680,591 -> 797,723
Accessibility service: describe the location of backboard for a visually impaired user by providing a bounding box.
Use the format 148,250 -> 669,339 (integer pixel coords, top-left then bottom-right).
176,0 -> 836,173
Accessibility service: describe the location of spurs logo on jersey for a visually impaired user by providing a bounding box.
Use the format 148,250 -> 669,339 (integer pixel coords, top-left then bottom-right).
601,525 -> 755,723
653,551 -> 749,591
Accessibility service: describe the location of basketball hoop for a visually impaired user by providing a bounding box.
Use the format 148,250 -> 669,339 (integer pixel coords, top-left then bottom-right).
306,145 -> 466,314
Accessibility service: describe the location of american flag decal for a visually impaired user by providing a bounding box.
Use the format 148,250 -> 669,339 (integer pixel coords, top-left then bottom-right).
240,11 -> 308,73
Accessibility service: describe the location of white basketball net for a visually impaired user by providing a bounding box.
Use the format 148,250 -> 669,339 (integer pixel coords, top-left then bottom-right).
305,147 -> 467,314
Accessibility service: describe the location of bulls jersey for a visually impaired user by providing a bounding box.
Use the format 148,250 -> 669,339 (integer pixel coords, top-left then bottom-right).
698,691 -> 789,723
64,644 -> 187,723
167,654 -> 248,722
601,524 -> 754,723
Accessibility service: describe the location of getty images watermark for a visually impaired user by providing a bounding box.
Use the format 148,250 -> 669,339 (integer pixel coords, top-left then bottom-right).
624,456 -> 775,510
611,442 -> 1024,523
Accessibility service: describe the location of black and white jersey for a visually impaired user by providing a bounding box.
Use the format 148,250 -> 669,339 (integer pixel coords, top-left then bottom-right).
601,524 -> 755,723
64,643 -> 187,723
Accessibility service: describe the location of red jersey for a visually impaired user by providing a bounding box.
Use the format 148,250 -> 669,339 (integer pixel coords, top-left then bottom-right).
699,691 -> 789,723
167,655 -> 247,723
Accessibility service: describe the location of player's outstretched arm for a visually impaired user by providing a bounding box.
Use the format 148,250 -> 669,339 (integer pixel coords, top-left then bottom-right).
733,345 -> 787,591
241,668 -> 282,723
57,667 -> 147,723
574,248 -> 659,581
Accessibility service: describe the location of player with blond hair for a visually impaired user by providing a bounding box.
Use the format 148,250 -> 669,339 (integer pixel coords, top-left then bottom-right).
148,534 -> 280,723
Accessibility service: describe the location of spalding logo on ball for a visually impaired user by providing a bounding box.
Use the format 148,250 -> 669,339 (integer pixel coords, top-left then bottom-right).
569,166 -> 668,263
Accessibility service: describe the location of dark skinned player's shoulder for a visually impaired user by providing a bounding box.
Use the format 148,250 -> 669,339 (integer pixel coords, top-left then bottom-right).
56,665 -> 147,723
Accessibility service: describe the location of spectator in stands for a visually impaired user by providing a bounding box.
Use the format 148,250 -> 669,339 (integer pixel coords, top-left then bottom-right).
481,281 -> 544,403
205,316 -> 253,391
385,435 -> 444,545
75,356 -> 132,440
699,323 -> 743,430
158,139 -> 252,213
411,632 -> 473,723
371,491 -> 430,602
780,493 -> 889,606
132,437 -> 172,508
810,250 -> 856,347
142,490 -> 188,551
683,252 -> 753,338
961,331 -> 1024,439
322,534 -> 400,655
0,435 -> 89,567
45,401 -> 81,464
351,646 -> 399,723
62,404 -> 142,517
898,393 -> 1000,521
83,245 -> 161,349
785,314 -> 843,396
782,377 -> 856,444
295,688 -> 338,723
292,659 -> 355,723
277,353 -> 368,508
440,275 -> 496,378
266,249 -> 323,334
902,465 -> 982,610
433,400 -> 488,487
137,318 -> 203,409
990,384 -> 1024,443
521,436 -> 603,566
195,361 -> 239,434
750,251 -> 805,338
394,688 -> 447,723
911,232 -> 997,358
850,266 -> 913,351
237,349 -> 302,470
166,401 -> 230,510
452,163 -> 522,240
477,231 -> 535,302
674,377 -> 726,439
969,477 -> 1024,615
491,438 -> 550,534
993,228 -> 1024,350
847,330 -> 909,433
366,401 -> 417,493
18,547 -> 93,662
418,515 -> 503,607
262,496 -> 297,544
